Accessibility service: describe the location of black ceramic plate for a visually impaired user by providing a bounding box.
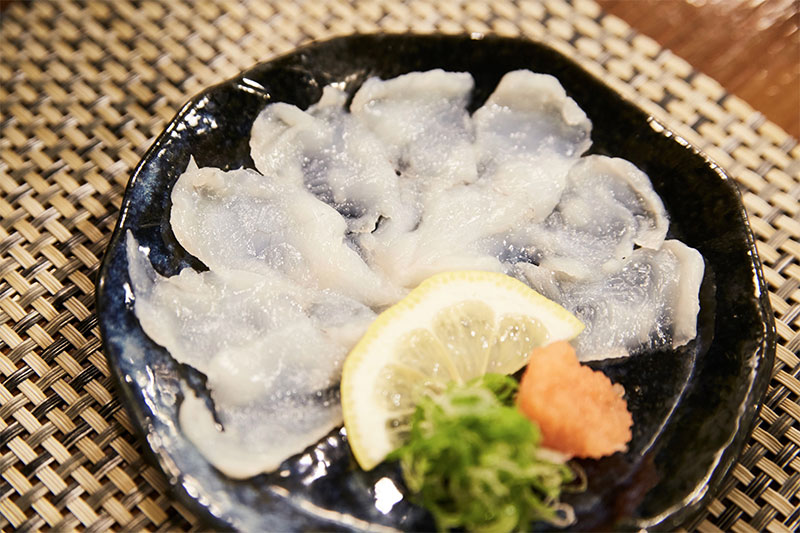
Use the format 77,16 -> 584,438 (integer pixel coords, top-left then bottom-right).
96,34 -> 775,531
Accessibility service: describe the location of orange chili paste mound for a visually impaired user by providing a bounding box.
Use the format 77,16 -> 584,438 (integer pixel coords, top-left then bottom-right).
517,340 -> 633,459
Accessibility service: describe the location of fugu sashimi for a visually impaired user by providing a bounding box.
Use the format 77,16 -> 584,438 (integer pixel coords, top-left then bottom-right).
364,182 -> 532,288
661,240 -> 705,346
250,87 -> 420,239
473,70 -> 592,222
510,155 -> 669,280
309,88 -> 419,237
127,232 -> 304,396
518,241 -> 705,361
179,385 -> 341,479
249,101 -> 323,185
126,232 -> 374,402
562,156 -> 668,249
169,160 -> 401,307
127,233 -> 375,478
510,219 -> 630,281
351,69 -> 478,194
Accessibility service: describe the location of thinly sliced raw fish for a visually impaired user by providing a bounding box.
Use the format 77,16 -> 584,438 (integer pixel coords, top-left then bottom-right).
170,160 -> 401,307
126,233 -> 375,477
473,70 -> 592,222
516,240 -> 704,361
511,155 -> 669,280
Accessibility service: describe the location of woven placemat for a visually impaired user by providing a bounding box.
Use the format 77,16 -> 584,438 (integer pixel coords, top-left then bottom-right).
1,1 -> 798,531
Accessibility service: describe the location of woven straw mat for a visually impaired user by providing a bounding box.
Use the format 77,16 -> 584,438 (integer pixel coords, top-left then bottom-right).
1,0 -> 799,531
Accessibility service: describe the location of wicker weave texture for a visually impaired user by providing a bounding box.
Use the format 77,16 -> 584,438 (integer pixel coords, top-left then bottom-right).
1,1 -> 798,532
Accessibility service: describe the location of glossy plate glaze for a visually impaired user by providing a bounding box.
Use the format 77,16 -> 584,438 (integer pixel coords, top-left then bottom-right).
96,34 -> 775,531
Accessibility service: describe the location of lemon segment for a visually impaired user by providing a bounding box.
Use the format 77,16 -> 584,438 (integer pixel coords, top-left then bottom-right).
341,270 -> 584,470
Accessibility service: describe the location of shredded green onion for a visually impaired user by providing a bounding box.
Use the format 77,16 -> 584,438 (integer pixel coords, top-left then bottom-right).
389,374 -> 575,533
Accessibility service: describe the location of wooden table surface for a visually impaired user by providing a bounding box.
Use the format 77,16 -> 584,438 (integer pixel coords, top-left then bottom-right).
598,0 -> 799,139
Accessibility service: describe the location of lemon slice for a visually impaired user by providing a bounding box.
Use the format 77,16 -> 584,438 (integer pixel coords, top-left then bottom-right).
341,271 -> 584,470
